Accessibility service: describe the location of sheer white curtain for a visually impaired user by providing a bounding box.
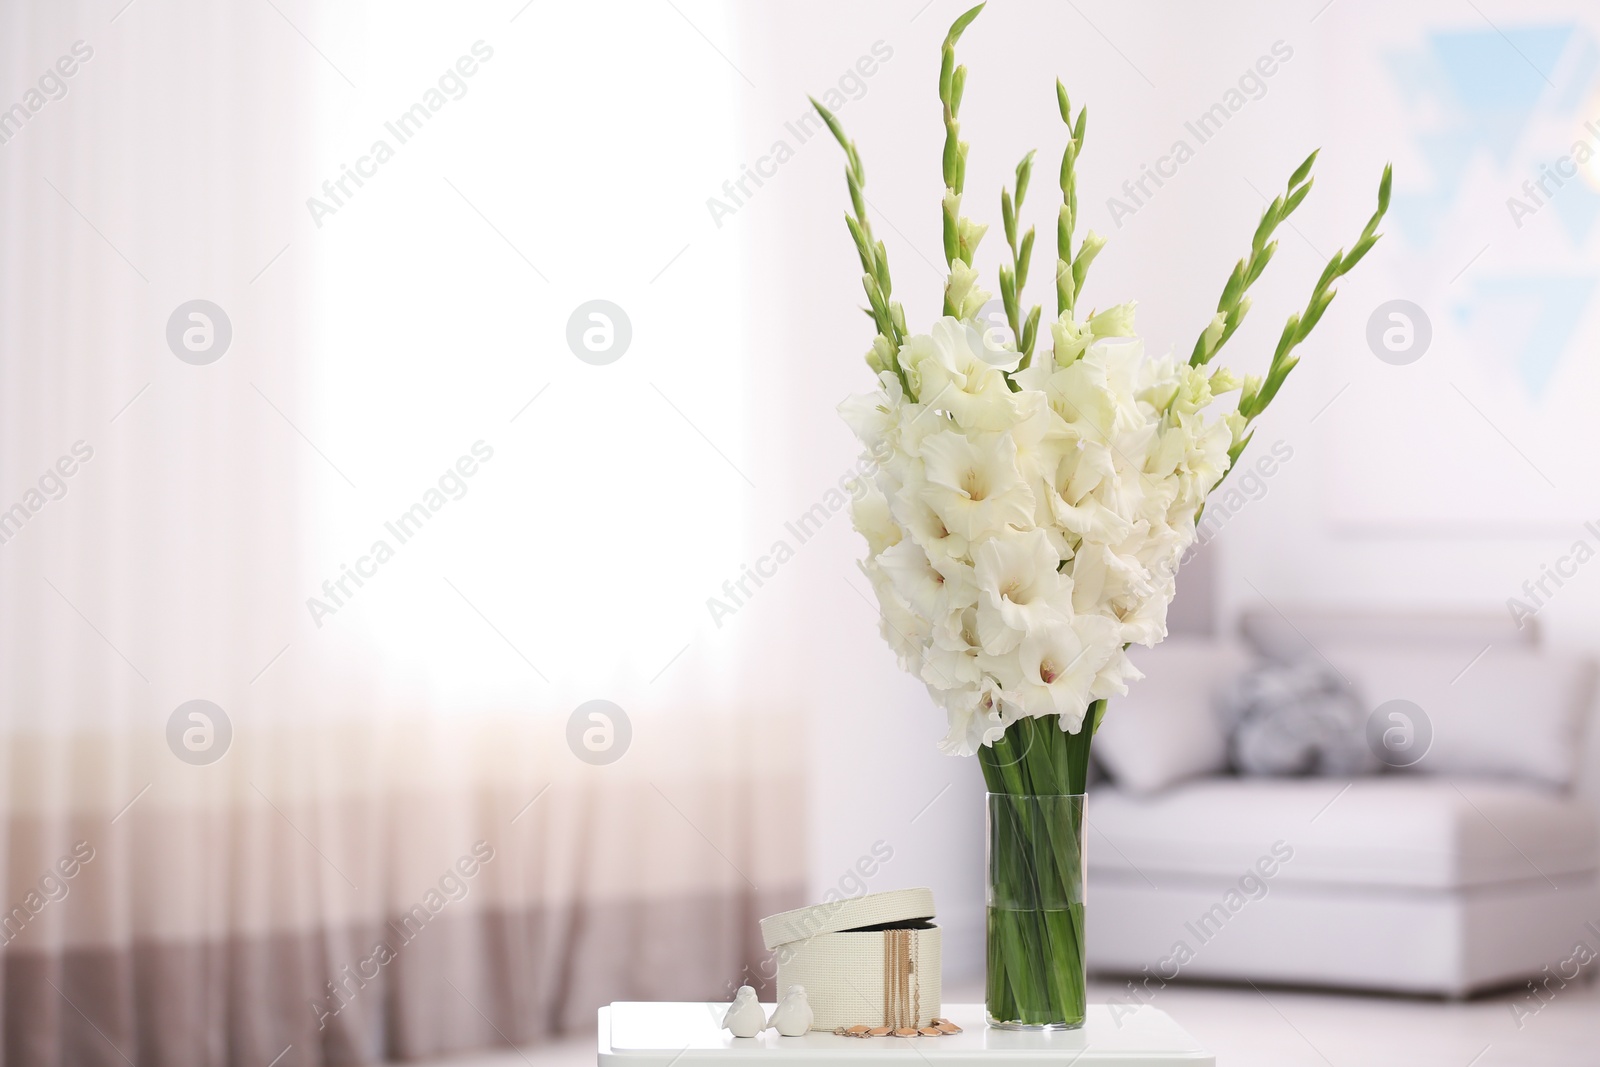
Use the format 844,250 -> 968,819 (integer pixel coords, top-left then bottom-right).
0,2 -> 801,1064
303,0 -> 753,708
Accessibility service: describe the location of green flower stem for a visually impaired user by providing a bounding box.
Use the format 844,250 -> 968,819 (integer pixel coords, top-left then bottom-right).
980,721 -> 1093,1030
1054,82 -> 1103,319
940,4 -> 985,316
1001,150 -> 1043,367
1189,150 -> 1318,369
811,97 -> 911,396
1227,162 -> 1392,468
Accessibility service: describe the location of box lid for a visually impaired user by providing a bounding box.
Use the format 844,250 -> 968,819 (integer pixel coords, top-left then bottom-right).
759,887 -> 935,950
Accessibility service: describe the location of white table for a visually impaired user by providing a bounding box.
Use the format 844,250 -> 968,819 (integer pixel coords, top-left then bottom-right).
599,1002 -> 1213,1067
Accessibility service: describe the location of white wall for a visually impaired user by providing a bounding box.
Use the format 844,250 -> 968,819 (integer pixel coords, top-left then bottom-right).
1213,1 -> 1600,650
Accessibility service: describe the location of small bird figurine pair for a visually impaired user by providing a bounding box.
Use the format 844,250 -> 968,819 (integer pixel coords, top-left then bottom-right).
721,985 -> 813,1038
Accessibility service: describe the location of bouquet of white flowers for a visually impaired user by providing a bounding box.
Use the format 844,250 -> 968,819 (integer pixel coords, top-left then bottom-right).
841,314 -> 1231,756
817,3 -> 1389,1030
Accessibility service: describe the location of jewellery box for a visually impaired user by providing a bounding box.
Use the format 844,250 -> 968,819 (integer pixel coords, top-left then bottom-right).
759,887 -> 941,1032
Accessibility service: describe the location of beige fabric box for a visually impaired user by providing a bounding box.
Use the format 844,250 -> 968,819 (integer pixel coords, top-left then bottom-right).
759,888 -> 941,1032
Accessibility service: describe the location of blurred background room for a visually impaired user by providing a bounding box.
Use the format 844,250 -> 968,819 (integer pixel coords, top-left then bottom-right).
1,1 -> 1598,1065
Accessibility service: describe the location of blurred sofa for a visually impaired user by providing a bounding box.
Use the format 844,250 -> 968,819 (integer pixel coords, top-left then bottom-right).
1085,608 -> 1600,996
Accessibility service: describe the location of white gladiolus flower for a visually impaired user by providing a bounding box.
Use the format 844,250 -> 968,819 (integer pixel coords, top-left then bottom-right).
937,679 -> 1009,756
973,528 -> 1072,655
1089,301 -> 1138,339
1004,390 -> 1072,527
902,319 -> 1018,429
842,313 -> 1236,752
1049,314 -> 1094,367
851,487 -> 901,558
1091,647 -> 1145,701
945,260 -> 992,322
878,539 -> 949,618
919,430 -> 1036,542
1041,361 -> 1117,438
861,559 -> 932,671
879,538 -> 978,650
923,639 -> 982,691
891,471 -> 970,563
1015,617 -> 1119,730
838,389 -> 896,455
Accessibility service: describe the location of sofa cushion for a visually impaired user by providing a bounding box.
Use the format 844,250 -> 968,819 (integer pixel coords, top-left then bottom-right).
1321,643 -> 1597,788
1094,639 -> 1249,795
1087,777 -> 1598,890
1218,659 -> 1375,776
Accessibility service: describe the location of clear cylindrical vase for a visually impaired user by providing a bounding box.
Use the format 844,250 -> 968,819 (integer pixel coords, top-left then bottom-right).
985,792 -> 1086,1030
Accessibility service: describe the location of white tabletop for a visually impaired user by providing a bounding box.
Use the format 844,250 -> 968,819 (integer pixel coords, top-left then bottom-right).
599,1002 -> 1213,1067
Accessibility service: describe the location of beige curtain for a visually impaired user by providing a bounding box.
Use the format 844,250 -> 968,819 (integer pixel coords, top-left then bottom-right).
0,1 -> 803,1064
0,717 -> 801,1065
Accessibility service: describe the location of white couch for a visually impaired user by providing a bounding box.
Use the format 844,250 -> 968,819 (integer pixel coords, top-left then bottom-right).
1085,609 -> 1600,997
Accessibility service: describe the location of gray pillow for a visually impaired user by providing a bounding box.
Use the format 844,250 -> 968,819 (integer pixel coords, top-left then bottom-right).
1220,659 -> 1378,777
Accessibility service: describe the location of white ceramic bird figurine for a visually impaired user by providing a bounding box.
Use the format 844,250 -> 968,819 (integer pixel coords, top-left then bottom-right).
722,985 -> 766,1038
767,985 -> 813,1037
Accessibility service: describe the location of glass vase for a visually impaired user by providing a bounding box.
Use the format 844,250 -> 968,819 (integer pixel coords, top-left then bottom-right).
985,792 -> 1086,1030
